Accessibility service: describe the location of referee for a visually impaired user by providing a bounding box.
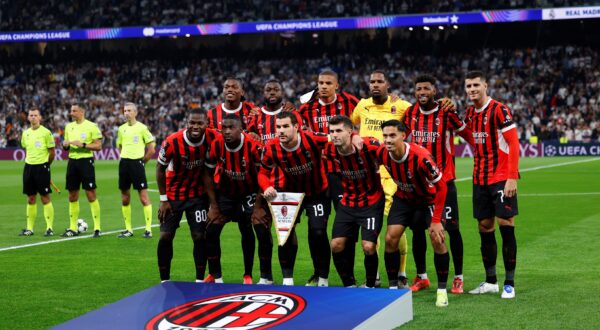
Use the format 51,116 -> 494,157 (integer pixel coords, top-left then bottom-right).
61,102 -> 102,237
117,102 -> 156,238
20,108 -> 56,236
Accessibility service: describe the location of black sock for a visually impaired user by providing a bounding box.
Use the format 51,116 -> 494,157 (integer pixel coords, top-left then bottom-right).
384,250 -> 400,287
192,231 -> 208,280
480,231 -> 497,284
364,252 -> 379,288
434,252 -> 450,289
239,221 -> 256,276
278,229 -> 298,278
500,226 -> 517,287
206,224 -> 224,278
157,235 -> 174,281
412,230 -> 427,275
309,228 -> 331,279
332,250 -> 354,287
253,224 -> 273,280
344,240 -> 357,282
448,229 -> 464,276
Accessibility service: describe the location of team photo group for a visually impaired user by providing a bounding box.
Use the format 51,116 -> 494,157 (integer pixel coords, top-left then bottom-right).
20,69 -> 520,308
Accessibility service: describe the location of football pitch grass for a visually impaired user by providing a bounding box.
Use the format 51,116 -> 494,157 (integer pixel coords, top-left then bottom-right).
1,157 -> 599,329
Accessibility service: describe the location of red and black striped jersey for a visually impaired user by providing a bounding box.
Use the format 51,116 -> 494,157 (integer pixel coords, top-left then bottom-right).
403,103 -> 466,181
323,137 -> 383,208
377,142 -> 442,202
246,107 -> 303,144
259,130 -> 329,196
299,92 -> 359,133
464,98 -> 517,185
205,132 -> 262,198
299,92 -> 358,172
157,128 -> 218,201
207,101 -> 256,131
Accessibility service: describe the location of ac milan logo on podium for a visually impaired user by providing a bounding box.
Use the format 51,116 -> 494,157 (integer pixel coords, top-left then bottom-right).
146,292 -> 306,330
281,205 -> 288,217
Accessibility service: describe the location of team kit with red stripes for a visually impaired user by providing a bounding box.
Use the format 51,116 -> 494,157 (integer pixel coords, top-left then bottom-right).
153,70 -> 520,306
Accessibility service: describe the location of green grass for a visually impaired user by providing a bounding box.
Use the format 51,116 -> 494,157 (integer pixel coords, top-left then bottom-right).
1,157 -> 599,329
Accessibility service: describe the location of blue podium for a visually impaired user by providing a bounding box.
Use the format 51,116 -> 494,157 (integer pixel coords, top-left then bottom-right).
53,282 -> 412,329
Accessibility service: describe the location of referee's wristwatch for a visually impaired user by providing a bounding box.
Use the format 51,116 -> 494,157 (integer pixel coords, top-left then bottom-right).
82,143 -> 87,149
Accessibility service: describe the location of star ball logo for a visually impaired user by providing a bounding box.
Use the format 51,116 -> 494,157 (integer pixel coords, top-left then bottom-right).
146,292 -> 306,330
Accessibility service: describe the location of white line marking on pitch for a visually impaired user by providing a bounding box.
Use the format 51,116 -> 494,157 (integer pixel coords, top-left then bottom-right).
455,157 -> 600,182
3,157 -> 598,252
0,224 -> 160,252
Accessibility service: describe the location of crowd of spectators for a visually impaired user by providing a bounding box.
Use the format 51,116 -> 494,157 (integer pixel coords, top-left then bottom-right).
1,45 -> 598,148
0,0 -> 593,32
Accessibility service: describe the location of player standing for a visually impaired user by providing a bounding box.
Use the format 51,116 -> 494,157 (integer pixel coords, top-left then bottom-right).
61,102 -> 102,237
205,114 -> 273,285
351,70 -> 412,286
403,75 -> 474,294
463,71 -> 519,299
117,102 -> 156,238
156,109 -> 219,282
378,119 -> 451,307
19,108 -> 56,237
323,115 -> 383,288
207,77 -> 256,130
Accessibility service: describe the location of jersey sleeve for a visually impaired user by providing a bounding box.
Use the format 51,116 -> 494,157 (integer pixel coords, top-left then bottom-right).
91,123 -> 103,141
45,130 -> 56,148
496,104 -> 516,132
116,126 -> 123,147
345,92 -> 359,109
64,124 -> 70,142
20,132 -> 26,149
205,138 -> 220,169
260,143 -> 276,170
308,131 -> 329,148
246,115 -> 258,134
249,139 -> 262,168
143,126 -> 155,144
447,111 -> 467,132
351,100 -> 364,125
420,153 -> 443,185
157,137 -> 174,166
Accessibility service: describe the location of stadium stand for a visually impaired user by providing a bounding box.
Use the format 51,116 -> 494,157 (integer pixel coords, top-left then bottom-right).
0,0 -> 593,31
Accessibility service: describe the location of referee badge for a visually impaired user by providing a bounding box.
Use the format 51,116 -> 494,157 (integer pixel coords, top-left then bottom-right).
80,133 -> 87,140
391,106 -> 397,114
133,136 -> 140,144
35,141 -> 42,149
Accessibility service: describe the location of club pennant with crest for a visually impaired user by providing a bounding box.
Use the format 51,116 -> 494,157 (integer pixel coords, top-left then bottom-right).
268,192 -> 305,246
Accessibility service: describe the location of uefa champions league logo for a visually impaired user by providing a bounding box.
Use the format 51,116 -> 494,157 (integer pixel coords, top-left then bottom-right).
545,145 -> 557,156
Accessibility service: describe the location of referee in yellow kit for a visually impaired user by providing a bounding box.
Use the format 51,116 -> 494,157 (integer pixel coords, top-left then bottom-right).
116,102 -> 156,238
20,108 -> 56,236
352,70 -> 412,287
62,102 -> 103,237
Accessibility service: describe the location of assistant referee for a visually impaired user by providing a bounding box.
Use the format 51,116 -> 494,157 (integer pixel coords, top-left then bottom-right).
20,108 -> 56,236
117,102 -> 156,238
62,102 -> 103,237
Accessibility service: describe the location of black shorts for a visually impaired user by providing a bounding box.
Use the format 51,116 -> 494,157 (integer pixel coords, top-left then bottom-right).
23,163 -> 52,196
473,181 -> 519,220
160,197 -> 209,233
333,197 -> 384,243
388,196 -> 432,230
119,158 -> 148,191
443,180 -> 460,231
66,158 -> 97,191
327,173 -> 343,210
300,190 -> 332,230
217,193 -> 256,223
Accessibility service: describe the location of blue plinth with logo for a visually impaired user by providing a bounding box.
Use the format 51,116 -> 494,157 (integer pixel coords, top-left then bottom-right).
52,282 -> 412,329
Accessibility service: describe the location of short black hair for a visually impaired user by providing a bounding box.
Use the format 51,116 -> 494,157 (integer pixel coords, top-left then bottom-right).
381,119 -> 408,132
223,76 -> 244,89
371,70 -> 388,82
265,79 -> 282,88
465,71 -> 486,82
222,113 -> 242,126
70,101 -> 85,110
328,115 -> 353,129
275,111 -> 298,125
415,74 -> 436,86
188,108 -> 207,117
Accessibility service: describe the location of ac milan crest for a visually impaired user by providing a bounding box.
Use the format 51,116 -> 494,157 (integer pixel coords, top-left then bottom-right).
146,292 -> 306,330
281,205 -> 288,217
